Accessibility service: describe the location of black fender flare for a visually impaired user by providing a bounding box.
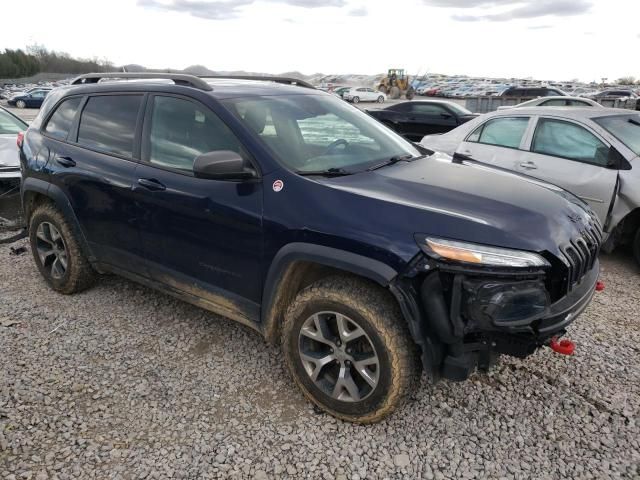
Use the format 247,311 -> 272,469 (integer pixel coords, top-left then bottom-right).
260,242 -> 398,340
21,177 -> 96,262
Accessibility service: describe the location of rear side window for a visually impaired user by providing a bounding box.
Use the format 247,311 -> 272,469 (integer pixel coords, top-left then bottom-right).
410,103 -> 449,115
78,95 -> 142,157
532,118 -> 609,166
146,95 -> 245,172
44,97 -> 82,140
468,117 -> 529,149
0,109 -> 27,135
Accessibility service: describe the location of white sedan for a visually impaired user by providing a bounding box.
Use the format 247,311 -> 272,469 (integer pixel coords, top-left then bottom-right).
344,87 -> 386,104
0,106 -> 28,181
497,96 -> 603,110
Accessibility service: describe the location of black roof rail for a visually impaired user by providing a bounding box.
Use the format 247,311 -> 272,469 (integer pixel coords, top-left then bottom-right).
71,72 -> 213,91
201,75 -> 315,89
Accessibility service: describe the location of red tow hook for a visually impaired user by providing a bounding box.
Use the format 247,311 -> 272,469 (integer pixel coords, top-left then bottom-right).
549,336 -> 575,356
596,280 -> 605,292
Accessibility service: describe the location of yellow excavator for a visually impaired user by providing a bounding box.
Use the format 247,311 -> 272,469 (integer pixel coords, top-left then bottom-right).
377,69 -> 415,100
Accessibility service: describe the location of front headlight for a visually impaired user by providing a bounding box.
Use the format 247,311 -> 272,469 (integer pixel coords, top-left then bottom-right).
416,236 -> 550,268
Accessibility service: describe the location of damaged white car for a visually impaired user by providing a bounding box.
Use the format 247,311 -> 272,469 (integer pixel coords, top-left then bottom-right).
421,107 -> 640,264
0,106 -> 27,181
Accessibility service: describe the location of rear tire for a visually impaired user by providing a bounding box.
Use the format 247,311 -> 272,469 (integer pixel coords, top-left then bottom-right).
29,203 -> 97,294
282,276 -> 421,423
634,228 -> 640,266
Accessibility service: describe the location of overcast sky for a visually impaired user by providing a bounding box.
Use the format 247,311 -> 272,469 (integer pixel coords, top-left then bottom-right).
1,0 -> 638,82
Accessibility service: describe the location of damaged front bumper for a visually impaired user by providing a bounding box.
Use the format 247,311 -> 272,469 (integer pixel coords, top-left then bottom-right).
392,257 -> 599,382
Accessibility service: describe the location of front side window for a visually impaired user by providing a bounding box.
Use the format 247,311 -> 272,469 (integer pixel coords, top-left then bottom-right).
0,108 -> 27,135
78,95 -> 142,157
146,96 -> 244,172
44,97 -> 82,140
594,114 -> 640,156
467,117 -> 529,149
223,94 -> 420,173
532,118 -> 609,166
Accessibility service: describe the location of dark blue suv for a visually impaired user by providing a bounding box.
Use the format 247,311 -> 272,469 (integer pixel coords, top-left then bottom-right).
20,73 -> 601,423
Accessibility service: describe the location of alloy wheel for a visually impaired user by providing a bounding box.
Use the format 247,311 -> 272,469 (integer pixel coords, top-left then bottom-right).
298,311 -> 379,402
35,222 -> 68,280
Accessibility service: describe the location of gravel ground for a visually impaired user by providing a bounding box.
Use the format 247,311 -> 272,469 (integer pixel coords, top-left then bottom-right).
0,237 -> 639,479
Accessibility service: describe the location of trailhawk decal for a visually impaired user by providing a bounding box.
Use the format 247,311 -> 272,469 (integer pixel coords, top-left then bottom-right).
272,179 -> 284,192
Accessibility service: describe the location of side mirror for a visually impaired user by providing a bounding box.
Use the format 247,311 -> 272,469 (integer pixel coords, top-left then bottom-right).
193,151 -> 256,180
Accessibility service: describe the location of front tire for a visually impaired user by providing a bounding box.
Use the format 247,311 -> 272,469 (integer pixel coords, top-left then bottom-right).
282,276 -> 421,423
29,203 -> 97,294
16,100 -> 26,109
377,96 -> 385,103
352,96 -> 360,104
634,228 -> 640,266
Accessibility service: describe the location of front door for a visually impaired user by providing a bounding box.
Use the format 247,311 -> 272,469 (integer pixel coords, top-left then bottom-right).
515,117 -> 618,223
133,94 -> 263,322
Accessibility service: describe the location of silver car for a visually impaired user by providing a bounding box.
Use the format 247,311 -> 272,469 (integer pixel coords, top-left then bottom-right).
421,107 -> 640,263
0,106 -> 28,181
497,96 -> 603,110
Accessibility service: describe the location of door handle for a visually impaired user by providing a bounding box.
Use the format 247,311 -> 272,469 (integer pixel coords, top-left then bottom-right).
55,156 -> 76,168
520,161 -> 537,170
137,178 -> 166,191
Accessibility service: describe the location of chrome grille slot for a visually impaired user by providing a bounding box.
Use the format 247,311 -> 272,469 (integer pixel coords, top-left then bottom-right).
561,219 -> 602,292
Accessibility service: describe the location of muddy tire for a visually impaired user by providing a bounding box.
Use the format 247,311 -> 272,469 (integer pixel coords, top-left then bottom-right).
29,203 -> 96,294
282,276 -> 421,423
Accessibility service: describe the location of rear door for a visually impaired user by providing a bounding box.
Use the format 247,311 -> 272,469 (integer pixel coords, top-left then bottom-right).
456,115 -> 533,170
133,94 -> 263,320
515,117 -> 618,223
46,93 -> 146,272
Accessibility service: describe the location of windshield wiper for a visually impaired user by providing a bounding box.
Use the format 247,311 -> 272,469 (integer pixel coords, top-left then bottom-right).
296,167 -> 353,177
366,154 -> 425,171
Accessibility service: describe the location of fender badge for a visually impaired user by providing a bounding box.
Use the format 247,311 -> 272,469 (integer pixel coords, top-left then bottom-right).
272,179 -> 284,192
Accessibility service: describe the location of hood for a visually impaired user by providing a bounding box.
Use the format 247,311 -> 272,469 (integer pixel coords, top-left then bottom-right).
319,152 -> 597,260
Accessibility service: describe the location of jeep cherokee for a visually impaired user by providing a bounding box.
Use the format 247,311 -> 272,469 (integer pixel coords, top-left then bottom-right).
19,73 -> 602,423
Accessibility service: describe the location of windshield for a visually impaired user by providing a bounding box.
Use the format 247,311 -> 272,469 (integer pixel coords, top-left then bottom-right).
594,114 -> 640,156
0,108 -> 27,135
446,103 -> 473,115
222,94 -> 421,173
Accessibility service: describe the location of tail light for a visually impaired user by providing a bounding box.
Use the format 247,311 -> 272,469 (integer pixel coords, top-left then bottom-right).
16,131 -> 24,149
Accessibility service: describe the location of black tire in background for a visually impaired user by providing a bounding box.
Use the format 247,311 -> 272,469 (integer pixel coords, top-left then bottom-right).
282,276 -> 421,423
28,203 -> 97,294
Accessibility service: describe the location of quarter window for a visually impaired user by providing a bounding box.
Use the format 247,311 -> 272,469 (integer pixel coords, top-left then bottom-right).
468,117 -> 529,149
78,95 -> 142,157
146,96 -> 245,172
532,118 -> 609,166
44,97 -> 82,140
